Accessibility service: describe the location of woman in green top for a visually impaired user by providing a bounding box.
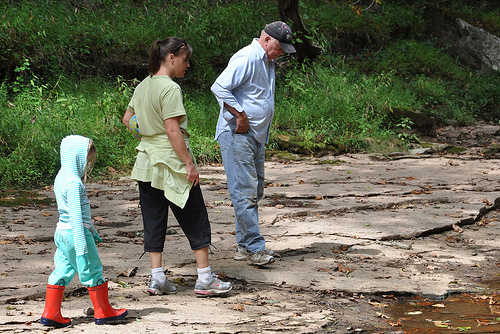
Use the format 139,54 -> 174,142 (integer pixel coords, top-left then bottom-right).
123,37 -> 232,296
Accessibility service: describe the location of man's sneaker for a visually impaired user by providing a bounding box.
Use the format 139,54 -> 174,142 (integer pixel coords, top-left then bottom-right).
147,278 -> 177,295
194,274 -> 233,296
247,249 -> 275,266
247,249 -> 274,266
234,247 -> 248,261
235,247 -> 274,261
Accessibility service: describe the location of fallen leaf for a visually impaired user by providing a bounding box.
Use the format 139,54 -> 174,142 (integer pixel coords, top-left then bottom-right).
482,199 -> 493,206
117,267 -> 138,277
452,224 -> 463,233
389,320 -> 401,327
477,319 -> 499,326
278,134 -> 290,141
368,301 -> 388,308
233,304 -> 245,311
173,278 -> 188,286
432,303 -> 446,308
434,322 -> 449,328
335,263 -> 354,273
376,312 -> 390,319
41,211 -> 52,216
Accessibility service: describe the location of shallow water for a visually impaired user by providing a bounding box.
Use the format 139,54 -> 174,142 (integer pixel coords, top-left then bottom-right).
386,291 -> 500,333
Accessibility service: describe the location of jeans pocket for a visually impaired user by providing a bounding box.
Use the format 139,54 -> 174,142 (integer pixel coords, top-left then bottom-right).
218,132 -> 232,153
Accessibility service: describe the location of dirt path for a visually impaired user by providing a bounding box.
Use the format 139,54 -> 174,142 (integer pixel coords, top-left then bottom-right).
2,123 -> 500,333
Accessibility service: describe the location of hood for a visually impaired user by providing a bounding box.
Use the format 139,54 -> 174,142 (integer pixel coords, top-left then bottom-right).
59,135 -> 91,179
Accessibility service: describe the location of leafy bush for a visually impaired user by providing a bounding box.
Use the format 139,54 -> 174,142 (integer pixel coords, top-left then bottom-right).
273,61 -> 416,153
1,0 -> 500,189
300,1 -> 425,56
0,69 -> 136,188
0,0 -> 277,90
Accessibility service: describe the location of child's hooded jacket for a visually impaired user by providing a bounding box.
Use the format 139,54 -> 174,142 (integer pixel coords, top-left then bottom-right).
53,135 -> 94,256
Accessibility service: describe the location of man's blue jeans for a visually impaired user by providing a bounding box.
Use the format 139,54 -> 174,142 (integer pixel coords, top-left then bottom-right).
218,131 -> 266,254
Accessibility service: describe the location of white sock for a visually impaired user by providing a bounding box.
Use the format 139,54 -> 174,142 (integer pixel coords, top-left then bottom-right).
197,266 -> 212,284
151,267 -> 166,284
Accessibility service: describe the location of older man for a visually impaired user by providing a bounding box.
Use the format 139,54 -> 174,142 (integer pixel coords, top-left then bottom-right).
211,21 -> 296,266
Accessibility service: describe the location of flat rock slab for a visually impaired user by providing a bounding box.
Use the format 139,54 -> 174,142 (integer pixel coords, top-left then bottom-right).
1,153 -> 500,332
204,154 -> 500,298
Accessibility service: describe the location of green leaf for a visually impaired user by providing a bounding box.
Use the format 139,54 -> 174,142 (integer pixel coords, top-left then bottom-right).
117,281 -> 129,288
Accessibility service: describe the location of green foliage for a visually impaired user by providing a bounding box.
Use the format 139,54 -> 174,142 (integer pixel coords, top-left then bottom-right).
1,0 -> 500,189
0,0 -> 277,90
395,117 -> 419,145
0,70 -> 137,188
274,62 -> 413,153
361,39 -> 465,79
300,1 -> 425,55
443,0 -> 500,35
183,92 -> 221,165
358,38 -> 500,125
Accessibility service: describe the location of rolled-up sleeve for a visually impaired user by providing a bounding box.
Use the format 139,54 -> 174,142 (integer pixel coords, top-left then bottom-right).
211,55 -> 251,121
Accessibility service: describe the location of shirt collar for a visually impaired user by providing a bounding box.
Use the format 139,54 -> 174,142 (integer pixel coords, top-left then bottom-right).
251,38 -> 268,61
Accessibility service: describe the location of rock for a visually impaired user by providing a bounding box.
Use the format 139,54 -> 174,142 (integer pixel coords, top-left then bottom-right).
425,6 -> 500,73
454,18 -> 500,73
390,107 -> 437,137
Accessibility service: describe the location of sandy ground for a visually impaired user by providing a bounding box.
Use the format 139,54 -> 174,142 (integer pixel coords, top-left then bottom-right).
2,123 -> 500,333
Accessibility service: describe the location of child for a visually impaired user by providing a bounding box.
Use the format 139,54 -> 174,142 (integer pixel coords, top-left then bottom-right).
41,135 -> 127,327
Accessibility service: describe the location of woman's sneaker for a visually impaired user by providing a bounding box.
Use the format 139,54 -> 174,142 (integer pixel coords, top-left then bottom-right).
194,274 -> 232,296
147,278 -> 177,295
247,249 -> 275,266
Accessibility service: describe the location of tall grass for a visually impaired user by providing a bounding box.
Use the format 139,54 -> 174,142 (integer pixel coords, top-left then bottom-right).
1,0 -> 500,189
0,73 -> 136,187
274,62 -> 416,153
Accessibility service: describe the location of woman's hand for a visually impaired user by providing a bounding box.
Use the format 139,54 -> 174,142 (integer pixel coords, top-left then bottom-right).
185,162 -> 199,186
165,117 -> 199,186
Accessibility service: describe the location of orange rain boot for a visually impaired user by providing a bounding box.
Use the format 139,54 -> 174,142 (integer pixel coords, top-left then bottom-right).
87,281 -> 127,325
40,284 -> 71,328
